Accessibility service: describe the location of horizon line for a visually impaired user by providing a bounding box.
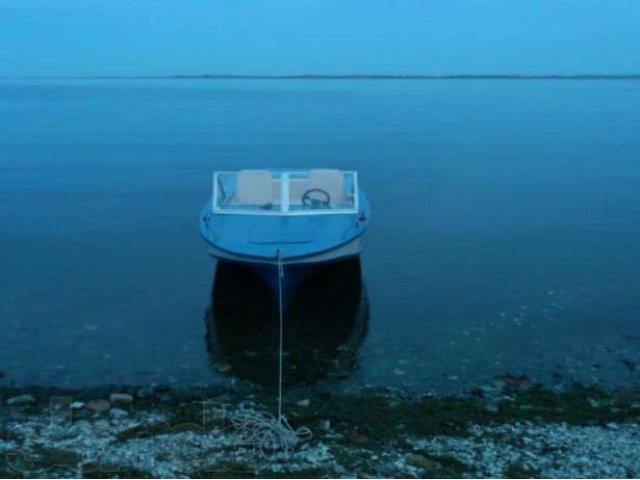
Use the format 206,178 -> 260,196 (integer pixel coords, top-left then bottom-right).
2,73 -> 640,81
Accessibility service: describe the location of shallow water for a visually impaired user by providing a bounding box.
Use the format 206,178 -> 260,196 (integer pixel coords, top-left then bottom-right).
1,79 -> 639,392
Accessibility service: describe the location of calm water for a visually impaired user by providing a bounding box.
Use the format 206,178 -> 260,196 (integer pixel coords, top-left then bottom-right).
1,79 -> 639,392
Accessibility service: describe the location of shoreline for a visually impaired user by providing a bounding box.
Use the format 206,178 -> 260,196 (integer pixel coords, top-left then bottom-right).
2,74 -> 640,81
2,379 -> 639,478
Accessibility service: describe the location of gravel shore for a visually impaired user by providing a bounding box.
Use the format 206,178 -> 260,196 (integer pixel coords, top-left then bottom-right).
1,381 -> 639,478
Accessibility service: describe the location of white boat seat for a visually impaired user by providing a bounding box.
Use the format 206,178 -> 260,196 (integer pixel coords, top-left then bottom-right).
307,169 -> 345,205
234,171 -> 274,206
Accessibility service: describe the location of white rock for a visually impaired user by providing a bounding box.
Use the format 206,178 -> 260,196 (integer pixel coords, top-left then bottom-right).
7,394 -> 35,405
109,408 -> 129,420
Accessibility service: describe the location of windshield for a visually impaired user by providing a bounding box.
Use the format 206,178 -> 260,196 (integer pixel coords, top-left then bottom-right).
213,169 -> 359,215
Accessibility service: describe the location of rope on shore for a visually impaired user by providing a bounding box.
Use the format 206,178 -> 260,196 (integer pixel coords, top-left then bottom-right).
230,249 -> 312,456
230,409 -> 311,457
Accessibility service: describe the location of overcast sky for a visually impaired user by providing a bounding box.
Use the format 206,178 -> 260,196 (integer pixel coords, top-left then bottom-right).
1,0 -> 638,76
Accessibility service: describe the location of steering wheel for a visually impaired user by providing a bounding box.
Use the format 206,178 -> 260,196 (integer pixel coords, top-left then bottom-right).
301,188 -> 331,208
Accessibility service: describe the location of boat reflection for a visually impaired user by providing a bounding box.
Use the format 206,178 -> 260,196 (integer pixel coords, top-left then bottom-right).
204,258 -> 369,387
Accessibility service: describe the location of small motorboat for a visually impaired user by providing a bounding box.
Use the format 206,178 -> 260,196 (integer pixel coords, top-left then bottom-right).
200,169 -> 371,298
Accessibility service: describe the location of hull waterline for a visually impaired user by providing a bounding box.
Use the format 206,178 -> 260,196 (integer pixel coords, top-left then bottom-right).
209,242 -> 364,304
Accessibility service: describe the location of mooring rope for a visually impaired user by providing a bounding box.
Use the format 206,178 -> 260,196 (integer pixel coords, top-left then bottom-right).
229,249 -> 311,457
276,248 -> 284,423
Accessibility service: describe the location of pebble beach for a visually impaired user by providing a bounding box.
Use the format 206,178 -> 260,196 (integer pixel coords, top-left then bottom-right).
2,378 -> 639,478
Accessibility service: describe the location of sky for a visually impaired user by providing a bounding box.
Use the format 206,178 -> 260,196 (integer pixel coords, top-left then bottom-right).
0,0 -> 639,76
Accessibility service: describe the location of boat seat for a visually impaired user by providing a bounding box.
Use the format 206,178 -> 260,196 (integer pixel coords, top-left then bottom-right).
307,169 -> 345,205
234,171 -> 274,206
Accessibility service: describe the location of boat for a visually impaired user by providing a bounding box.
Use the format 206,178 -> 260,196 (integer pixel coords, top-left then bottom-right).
199,169 -> 371,299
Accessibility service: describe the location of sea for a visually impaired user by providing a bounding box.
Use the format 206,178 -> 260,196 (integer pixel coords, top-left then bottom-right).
1,79 -> 639,393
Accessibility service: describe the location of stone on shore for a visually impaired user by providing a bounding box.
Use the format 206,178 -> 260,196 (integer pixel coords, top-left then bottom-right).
7,394 -> 35,405
85,399 -> 111,413
135,387 -> 154,399
215,363 -> 232,373
347,433 -> 370,445
406,454 -> 442,471
319,419 -> 331,431
109,408 -> 129,420
110,393 -> 134,404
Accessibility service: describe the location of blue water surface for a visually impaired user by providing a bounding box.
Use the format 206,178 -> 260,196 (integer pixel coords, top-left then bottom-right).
1,79 -> 639,392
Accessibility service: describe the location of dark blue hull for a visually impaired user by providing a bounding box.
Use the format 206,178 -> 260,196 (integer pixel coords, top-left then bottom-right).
247,261 -> 333,306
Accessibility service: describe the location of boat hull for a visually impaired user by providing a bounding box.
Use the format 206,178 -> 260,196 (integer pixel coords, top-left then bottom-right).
209,236 -> 364,303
